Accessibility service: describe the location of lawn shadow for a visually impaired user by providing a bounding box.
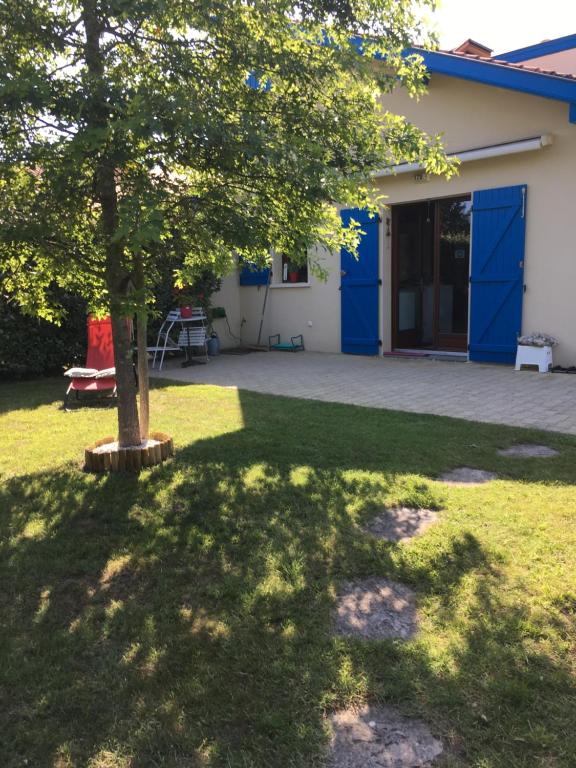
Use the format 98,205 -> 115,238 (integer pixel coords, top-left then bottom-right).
0,374 -> 192,416
341,571 -> 576,766
0,377 -> 69,414
1,388 -> 575,766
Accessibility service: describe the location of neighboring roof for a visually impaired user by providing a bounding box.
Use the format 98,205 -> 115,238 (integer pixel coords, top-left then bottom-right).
454,51 -> 576,81
518,49 -> 576,77
410,47 -> 576,123
451,39 -> 492,58
498,33 -> 576,63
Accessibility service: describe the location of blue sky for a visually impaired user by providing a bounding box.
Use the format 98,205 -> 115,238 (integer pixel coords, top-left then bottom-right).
428,0 -> 576,55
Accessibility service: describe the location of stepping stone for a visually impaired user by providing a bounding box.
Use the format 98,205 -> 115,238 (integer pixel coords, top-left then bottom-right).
497,444 -> 559,458
328,705 -> 443,767
333,578 -> 417,640
364,507 -> 438,543
439,467 -> 497,486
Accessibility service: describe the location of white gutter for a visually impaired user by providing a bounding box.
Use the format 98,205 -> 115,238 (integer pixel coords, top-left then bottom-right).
375,134 -> 553,177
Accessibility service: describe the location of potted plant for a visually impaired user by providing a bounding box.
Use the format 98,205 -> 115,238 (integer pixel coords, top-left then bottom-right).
173,271 -> 222,318
172,286 -> 196,317
287,261 -> 300,283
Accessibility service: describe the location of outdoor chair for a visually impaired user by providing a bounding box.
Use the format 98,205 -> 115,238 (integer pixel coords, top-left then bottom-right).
63,316 -> 117,408
178,325 -> 209,364
147,310 -> 182,371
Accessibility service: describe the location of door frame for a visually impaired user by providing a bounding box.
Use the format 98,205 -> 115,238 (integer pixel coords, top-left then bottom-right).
391,194 -> 471,352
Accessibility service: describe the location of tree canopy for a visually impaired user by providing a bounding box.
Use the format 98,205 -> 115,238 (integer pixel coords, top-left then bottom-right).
0,0 -> 453,447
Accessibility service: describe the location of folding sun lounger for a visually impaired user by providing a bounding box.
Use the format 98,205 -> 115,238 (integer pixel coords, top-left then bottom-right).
64,315 -> 117,408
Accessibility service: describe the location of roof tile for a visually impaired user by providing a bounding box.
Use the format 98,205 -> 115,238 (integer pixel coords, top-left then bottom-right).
441,49 -> 576,81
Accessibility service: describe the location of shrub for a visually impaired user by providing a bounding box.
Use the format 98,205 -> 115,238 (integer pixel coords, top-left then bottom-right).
0,296 -> 87,379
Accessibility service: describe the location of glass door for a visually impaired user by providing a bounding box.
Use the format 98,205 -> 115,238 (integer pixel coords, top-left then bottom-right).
393,202 -> 435,349
392,196 -> 471,352
437,198 -> 472,350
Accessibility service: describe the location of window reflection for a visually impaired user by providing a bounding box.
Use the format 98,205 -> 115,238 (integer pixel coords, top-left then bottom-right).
439,200 -> 471,335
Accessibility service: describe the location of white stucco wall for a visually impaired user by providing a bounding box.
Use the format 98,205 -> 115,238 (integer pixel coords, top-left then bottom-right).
210,270 -> 243,348
226,245 -> 343,352
213,74 -> 576,364
377,76 -> 576,365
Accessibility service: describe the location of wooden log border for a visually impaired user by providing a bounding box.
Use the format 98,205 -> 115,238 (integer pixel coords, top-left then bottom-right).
84,432 -> 174,473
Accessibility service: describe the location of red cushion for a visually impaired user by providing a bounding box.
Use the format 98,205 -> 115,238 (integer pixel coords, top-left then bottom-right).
85,316 -> 115,371
69,377 -> 116,392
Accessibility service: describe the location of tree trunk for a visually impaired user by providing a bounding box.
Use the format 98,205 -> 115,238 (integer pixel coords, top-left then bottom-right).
137,312 -> 150,440
134,252 -> 150,441
82,0 -> 141,447
110,305 -> 141,447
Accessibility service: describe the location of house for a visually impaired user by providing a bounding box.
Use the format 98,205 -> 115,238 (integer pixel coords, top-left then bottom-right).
213,34 -> 576,366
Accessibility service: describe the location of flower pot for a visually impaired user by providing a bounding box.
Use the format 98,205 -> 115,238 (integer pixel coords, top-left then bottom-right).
288,271 -> 300,283
180,306 -> 193,318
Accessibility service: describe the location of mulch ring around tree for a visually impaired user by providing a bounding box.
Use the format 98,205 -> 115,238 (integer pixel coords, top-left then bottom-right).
364,507 -> 438,543
438,467 -> 497,486
333,578 -> 417,640
497,444 -> 559,458
328,705 -> 443,768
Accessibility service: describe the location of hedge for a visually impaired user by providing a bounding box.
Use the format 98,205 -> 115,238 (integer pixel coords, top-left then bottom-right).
0,297 -> 87,379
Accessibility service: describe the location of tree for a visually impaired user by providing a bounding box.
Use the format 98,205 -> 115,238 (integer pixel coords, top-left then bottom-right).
0,0 -> 452,447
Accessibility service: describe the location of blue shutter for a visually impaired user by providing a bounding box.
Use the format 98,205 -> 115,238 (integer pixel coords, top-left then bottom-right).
340,208 -> 380,355
469,185 -> 527,364
246,72 -> 272,92
239,262 -> 270,286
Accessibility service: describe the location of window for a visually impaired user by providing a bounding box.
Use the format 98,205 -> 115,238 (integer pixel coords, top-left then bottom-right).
280,254 -> 308,284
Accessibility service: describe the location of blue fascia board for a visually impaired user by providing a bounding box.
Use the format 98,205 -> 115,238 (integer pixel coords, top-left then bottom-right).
410,48 -> 576,107
498,34 -> 576,63
336,36 -> 576,104
255,33 -> 576,117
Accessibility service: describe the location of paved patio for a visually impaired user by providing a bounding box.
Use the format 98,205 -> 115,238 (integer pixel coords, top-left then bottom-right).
151,352 -> 576,435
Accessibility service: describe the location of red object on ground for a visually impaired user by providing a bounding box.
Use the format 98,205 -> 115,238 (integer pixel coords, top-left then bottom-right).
67,316 -> 117,396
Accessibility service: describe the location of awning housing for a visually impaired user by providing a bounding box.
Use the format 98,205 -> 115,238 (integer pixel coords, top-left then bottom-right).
375,134 -> 553,177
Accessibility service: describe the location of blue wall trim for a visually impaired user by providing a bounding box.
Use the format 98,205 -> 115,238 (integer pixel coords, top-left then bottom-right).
410,48 -> 576,107
498,34 -> 576,63
570,103 -> 576,124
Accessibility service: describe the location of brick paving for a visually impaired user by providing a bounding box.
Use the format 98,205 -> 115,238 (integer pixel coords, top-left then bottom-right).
151,352 -> 576,435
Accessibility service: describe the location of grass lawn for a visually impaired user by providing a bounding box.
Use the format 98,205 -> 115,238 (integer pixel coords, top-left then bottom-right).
1,376 -> 575,768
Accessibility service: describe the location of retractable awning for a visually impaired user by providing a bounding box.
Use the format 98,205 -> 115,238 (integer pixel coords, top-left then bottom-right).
375,134 -> 553,177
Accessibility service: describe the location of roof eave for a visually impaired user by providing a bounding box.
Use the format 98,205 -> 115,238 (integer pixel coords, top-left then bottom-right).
409,48 -> 576,123
498,34 -> 576,63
